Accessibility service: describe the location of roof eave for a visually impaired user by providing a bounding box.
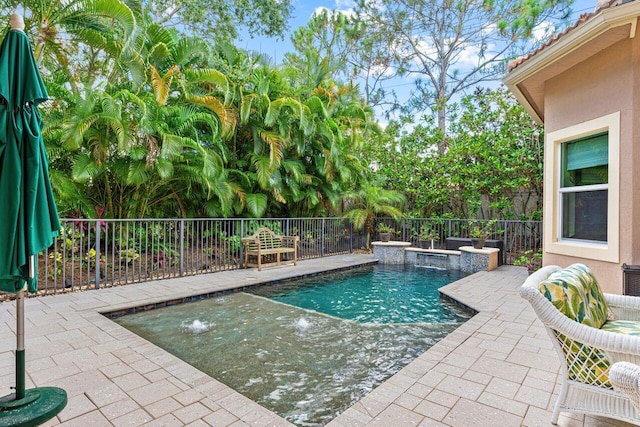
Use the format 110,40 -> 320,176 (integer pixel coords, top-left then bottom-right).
503,2 -> 640,123
510,87 -> 544,125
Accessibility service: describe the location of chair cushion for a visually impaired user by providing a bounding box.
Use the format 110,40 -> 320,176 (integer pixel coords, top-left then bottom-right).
602,320 -> 640,336
562,320 -> 640,388
538,263 -> 611,328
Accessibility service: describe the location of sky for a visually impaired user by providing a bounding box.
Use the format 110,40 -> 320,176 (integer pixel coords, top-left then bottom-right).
236,0 -> 340,63
238,0 -> 599,63
236,0 -> 599,123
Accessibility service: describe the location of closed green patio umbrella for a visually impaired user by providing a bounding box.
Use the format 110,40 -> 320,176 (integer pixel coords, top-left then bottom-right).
0,13 -> 66,426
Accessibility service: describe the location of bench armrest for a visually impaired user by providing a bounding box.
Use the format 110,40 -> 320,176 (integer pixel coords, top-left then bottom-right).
282,236 -> 299,247
241,236 -> 260,251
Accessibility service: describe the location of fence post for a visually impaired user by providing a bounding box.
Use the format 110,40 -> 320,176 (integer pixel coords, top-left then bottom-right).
503,220 -> 508,265
179,219 -> 185,277
94,220 -> 101,290
402,219 -> 406,242
321,218 -> 326,256
240,219 -> 245,268
539,221 -> 543,250
349,221 -> 353,253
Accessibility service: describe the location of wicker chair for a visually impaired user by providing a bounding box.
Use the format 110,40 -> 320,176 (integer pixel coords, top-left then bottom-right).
520,264 -> 640,425
610,361 -> 640,415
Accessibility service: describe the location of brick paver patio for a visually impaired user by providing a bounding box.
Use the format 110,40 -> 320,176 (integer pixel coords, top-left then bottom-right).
0,255 -> 634,426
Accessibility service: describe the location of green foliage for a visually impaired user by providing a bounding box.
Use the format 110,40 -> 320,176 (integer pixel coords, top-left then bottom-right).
224,235 -> 242,254
494,0 -> 572,38
246,220 -> 283,235
285,9 -> 395,109
245,193 -> 268,218
84,248 -> 107,268
304,0 -> 573,135
377,223 -> 394,234
513,248 -> 543,273
145,0 -> 294,41
364,88 -> 543,219
417,225 -> 438,241
28,0 -> 548,223
468,219 -> 497,239
342,183 -> 405,248
33,4 -> 379,220
119,248 -> 140,264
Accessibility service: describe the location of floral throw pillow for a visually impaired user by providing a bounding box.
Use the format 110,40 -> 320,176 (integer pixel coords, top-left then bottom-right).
539,263 -> 613,387
538,263 -> 610,328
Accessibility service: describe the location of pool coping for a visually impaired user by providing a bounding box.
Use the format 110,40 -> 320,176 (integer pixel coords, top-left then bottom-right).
101,259 -> 379,319
0,255 -> 630,426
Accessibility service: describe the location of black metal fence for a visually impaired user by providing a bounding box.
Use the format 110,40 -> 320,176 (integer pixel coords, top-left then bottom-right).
1,217 -> 541,301
375,218 -> 542,265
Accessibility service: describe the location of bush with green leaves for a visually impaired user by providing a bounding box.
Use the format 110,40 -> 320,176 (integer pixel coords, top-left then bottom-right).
513,249 -> 543,273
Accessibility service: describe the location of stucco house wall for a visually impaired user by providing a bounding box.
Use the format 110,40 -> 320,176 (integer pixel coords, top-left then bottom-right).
542,35 -> 637,292
504,0 -> 640,294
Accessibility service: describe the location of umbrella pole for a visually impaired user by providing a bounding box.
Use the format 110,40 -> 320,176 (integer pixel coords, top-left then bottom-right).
13,254 -> 33,400
14,255 -> 35,399
15,288 -> 25,400
13,255 -> 31,400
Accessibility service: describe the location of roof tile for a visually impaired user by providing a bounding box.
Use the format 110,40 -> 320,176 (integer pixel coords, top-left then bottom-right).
507,0 -> 622,72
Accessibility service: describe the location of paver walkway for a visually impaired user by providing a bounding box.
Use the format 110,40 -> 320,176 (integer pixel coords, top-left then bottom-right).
0,255 -> 635,426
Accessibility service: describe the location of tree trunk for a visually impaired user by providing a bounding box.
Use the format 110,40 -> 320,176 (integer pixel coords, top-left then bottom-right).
437,96 -> 447,155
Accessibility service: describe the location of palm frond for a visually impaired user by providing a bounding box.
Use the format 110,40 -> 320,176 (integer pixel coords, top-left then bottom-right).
71,152 -> 102,182
127,160 -> 151,184
245,193 -> 268,217
257,129 -> 285,169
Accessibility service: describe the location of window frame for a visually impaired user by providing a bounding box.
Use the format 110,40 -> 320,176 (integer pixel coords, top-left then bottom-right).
559,132 -> 609,243
544,112 -> 619,263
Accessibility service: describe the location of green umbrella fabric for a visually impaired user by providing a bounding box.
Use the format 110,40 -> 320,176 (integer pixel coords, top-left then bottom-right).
0,29 -> 60,294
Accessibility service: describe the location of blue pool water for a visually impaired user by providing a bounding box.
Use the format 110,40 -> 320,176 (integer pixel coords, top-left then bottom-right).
250,264 -> 470,324
115,264 -> 472,426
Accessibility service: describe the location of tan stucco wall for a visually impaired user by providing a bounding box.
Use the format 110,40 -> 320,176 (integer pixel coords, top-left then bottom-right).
542,35 -> 639,293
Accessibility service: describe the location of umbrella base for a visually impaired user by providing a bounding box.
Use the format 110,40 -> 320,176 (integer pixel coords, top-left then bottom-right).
0,387 -> 67,426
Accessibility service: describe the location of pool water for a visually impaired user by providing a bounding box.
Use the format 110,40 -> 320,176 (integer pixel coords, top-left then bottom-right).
250,264 -> 470,324
114,264 -> 472,426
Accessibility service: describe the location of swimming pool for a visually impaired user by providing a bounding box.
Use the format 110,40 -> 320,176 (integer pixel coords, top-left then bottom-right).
114,264 -> 472,426
250,264 -> 470,324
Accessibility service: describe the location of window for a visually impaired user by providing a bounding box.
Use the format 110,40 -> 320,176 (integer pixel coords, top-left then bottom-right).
560,133 -> 608,242
544,112 -> 619,263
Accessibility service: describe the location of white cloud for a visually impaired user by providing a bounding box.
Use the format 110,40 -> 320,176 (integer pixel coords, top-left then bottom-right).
312,6 -> 356,19
335,0 -> 356,9
368,63 -> 395,78
481,23 -> 497,36
531,21 -> 554,42
312,6 -> 329,16
395,33 -> 498,79
310,0 -> 358,18
456,42 -> 486,67
414,38 -> 438,60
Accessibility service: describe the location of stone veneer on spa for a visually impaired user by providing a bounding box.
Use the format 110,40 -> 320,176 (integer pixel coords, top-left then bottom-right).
372,241 -> 499,273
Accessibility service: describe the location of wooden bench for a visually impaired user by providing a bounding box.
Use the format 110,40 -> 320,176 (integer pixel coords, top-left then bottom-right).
241,227 -> 299,271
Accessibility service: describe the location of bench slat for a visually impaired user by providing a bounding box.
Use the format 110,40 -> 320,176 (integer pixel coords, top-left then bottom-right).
242,227 -> 298,271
